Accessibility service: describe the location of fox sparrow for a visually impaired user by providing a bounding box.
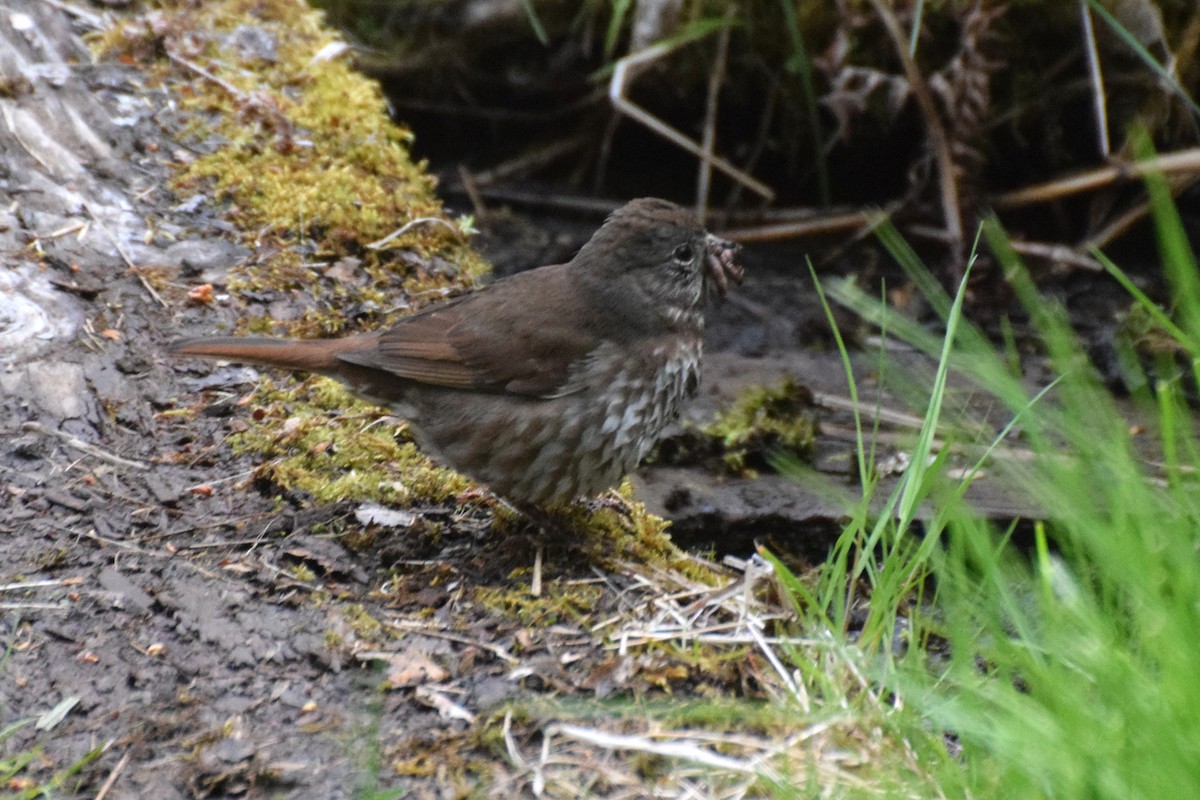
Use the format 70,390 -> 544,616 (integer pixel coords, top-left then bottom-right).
173,197 -> 743,505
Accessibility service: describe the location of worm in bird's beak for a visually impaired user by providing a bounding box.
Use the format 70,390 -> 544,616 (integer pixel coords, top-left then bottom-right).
704,233 -> 743,298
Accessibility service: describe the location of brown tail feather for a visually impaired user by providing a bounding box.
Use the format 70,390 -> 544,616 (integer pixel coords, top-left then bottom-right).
170,336 -> 352,373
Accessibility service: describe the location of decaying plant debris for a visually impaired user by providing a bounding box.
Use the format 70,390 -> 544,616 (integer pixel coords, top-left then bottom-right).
321,0 -> 1200,286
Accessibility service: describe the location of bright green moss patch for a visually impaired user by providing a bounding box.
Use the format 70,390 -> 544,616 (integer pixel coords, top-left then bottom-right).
97,0 -> 488,338
482,480 -> 724,583
231,375 -> 472,505
474,581 -> 605,630
702,377 -> 819,476
291,563 -> 318,582
473,484 -> 725,626
570,482 -> 723,584
342,603 -> 385,641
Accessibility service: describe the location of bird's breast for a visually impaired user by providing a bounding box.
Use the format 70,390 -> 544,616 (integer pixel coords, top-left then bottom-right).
587,336 -> 702,463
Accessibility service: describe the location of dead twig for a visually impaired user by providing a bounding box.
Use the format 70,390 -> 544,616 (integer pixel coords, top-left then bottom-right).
719,208 -> 876,242
471,134 -> 591,187
811,390 -> 929,430
1081,174 -> 1200,251
364,216 -> 461,251
547,723 -> 774,778
1008,240 -> 1103,272
64,526 -> 227,579
456,165 -> 487,221
0,579 -> 73,592
383,618 -> 519,665
440,186 -> 620,218
85,206 -> 167,308
531,544 -> 543,598
994,147 -> 1200,208
609,41 -> 774,202
39,0 -> 107,30
415,686 -> 477,723
503,711 -> 546,795
166,49 -> 247,100
695,7 -> 735,221
93,750 -> 131,800
21,421 -> 150,471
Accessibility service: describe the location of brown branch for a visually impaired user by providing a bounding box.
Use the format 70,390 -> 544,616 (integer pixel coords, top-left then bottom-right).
718,209 -> 875,243
994,148 -> 1200,208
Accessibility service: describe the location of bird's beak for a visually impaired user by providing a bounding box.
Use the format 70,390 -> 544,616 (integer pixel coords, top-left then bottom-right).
704,233 -> 743,298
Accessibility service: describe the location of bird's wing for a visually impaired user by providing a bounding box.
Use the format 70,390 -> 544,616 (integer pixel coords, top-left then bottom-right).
337,265 -> 599,398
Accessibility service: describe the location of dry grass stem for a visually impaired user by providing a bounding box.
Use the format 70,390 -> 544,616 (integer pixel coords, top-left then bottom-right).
21,422 -> 150,471
609,42 -> 774,202
695,7 -> 735,220
365,216 -> 462,250
1079,0 -> 1111,157
719,209 -> 875,243
995,147 -> 1200,207
867,0 -> 964,264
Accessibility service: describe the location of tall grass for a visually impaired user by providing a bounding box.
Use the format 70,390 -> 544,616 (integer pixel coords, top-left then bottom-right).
779,160 -> 1200,797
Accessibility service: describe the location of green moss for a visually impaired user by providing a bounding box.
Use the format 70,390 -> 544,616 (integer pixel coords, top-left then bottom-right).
701,378 -> 819,476
571,481 -> 725,584
472,483 -> 725,627
96,0 -> 489,339
292,563 -> 317,582
474,581 -> 605,630
343,603 -> 385,641
230,375 -> 471,505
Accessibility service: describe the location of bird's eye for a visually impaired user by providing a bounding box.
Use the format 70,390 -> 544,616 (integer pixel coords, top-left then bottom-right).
672,244 -> 695,264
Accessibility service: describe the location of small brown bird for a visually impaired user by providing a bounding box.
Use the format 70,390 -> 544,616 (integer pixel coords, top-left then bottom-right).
173,198 -> 743,505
